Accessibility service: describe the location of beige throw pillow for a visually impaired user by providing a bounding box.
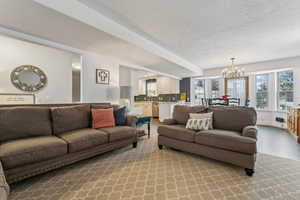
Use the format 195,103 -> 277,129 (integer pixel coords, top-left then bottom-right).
189,112 -> 213,129
189,112 -> 213,119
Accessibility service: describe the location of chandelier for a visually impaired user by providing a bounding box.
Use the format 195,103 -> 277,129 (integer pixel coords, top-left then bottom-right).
222,58 -> 244,78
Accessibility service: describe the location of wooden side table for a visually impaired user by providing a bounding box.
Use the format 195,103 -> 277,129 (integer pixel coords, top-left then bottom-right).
136,116 -> 151,138
287,107 -> 300,143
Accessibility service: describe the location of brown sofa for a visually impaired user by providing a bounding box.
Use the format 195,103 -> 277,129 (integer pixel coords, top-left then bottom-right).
158,105 -> 258,176
0,103 -> 138,186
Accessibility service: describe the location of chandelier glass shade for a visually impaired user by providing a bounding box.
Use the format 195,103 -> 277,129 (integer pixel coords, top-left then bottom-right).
222,58 -> 245,78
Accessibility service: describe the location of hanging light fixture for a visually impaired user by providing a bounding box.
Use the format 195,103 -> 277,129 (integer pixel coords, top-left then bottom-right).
222,58 -> 245,78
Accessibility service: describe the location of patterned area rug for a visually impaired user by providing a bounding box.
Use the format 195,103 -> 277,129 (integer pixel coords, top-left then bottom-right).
9,131 -> 300,200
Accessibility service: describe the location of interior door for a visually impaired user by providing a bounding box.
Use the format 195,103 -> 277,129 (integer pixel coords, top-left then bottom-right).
225,77 -> 249,106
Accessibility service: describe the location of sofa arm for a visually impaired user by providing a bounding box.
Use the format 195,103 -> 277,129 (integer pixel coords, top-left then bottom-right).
242,126 -> 258,140
0,161 -> 9,200
126,115 -> 138,127
162,118 -> 177,125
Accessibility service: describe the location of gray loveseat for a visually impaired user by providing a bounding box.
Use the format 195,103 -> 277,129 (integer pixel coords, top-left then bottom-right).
158,105 -> 258,176
0,103 -> 138,186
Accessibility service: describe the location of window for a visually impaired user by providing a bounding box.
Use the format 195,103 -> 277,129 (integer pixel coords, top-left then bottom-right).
146,79 -> 157,96
255,74 -> 268,109
277,70 -> 294,110
194,79 -> 206,105
211,79 -> 220,98
225,77 -> 249,106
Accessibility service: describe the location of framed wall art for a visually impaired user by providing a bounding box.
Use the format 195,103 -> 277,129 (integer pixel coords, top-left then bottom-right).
96,69 -> 110,85
0,93 -> 36,105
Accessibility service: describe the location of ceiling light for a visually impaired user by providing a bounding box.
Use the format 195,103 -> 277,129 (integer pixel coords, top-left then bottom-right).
222,58 -> 244,78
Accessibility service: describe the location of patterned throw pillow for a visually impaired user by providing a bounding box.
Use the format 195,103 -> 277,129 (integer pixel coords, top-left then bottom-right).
186,118 -> 212,131
189,112 -> 213,129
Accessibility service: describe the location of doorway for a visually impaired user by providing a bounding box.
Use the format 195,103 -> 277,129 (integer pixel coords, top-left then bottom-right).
72,54 -> 81,103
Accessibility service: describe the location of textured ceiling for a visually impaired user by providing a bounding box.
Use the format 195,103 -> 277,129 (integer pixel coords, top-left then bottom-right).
0,0 -> 194,77
79,0 -> 300,68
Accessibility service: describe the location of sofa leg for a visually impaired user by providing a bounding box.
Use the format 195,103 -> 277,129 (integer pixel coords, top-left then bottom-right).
158,144 -> 163,150
133,142 -> 137,148
245,168 -> 254,176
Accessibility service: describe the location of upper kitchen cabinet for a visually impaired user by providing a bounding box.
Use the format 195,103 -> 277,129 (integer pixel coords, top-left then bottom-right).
157,77 -> 179,94
138,76 -> 179,95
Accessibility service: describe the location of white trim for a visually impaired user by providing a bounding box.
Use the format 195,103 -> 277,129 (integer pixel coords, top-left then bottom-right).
33,0 -> 203,76
0,26 -> 84,54
256,109 -> 288,113
194,75 -> 222,80
252,68 -> 293,75
193,68 -> 293,80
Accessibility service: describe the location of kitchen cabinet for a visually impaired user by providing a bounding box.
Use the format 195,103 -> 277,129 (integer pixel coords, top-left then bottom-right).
138,76 -> 179,95
157,77 -> 179,94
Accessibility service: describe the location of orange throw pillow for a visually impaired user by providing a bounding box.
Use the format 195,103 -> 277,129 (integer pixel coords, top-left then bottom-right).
92,108 -> 115,129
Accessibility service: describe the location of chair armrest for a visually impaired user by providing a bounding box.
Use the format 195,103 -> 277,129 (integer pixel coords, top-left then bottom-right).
126,115 -> 138,127
0,161 -> 9,200
162,118 -> 177,125
242,126 -> 258,140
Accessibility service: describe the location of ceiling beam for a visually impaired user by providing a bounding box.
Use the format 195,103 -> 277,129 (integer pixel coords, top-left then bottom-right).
34,0 -> 203,76
0,26 -> 181,79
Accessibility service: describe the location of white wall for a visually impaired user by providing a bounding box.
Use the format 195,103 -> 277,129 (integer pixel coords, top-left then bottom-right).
81,52 -> 120,104
202,56 -> 300,128
0,35 -> 73,103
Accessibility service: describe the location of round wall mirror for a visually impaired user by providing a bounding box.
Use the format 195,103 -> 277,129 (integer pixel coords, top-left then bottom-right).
11,65 -> 47,92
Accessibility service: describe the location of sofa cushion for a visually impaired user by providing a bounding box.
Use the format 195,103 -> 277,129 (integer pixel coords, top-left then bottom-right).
0,106 -> 52,142
99,126 -> 135,142
195,129 -> 257,154
0,136 -> 67,169
51,105 -> 90,135
58,128 -> 108,153
208,106 -> 257,132
114,106 -> 127,126
92,108 -> 115,129
157,125 -> 196,142
173,105 -> 208,125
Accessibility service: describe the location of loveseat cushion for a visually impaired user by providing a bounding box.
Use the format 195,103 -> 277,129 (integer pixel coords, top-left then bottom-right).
157,125 -> 196,142
195,129 -> 257,154
58,129 -> 108,153
173,105 -> 208,125
51,105 -> 90,135
99,126 -> 135,142
0,106 -> 52,142
0,136 -> 67,169
208,106 -> 257,132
